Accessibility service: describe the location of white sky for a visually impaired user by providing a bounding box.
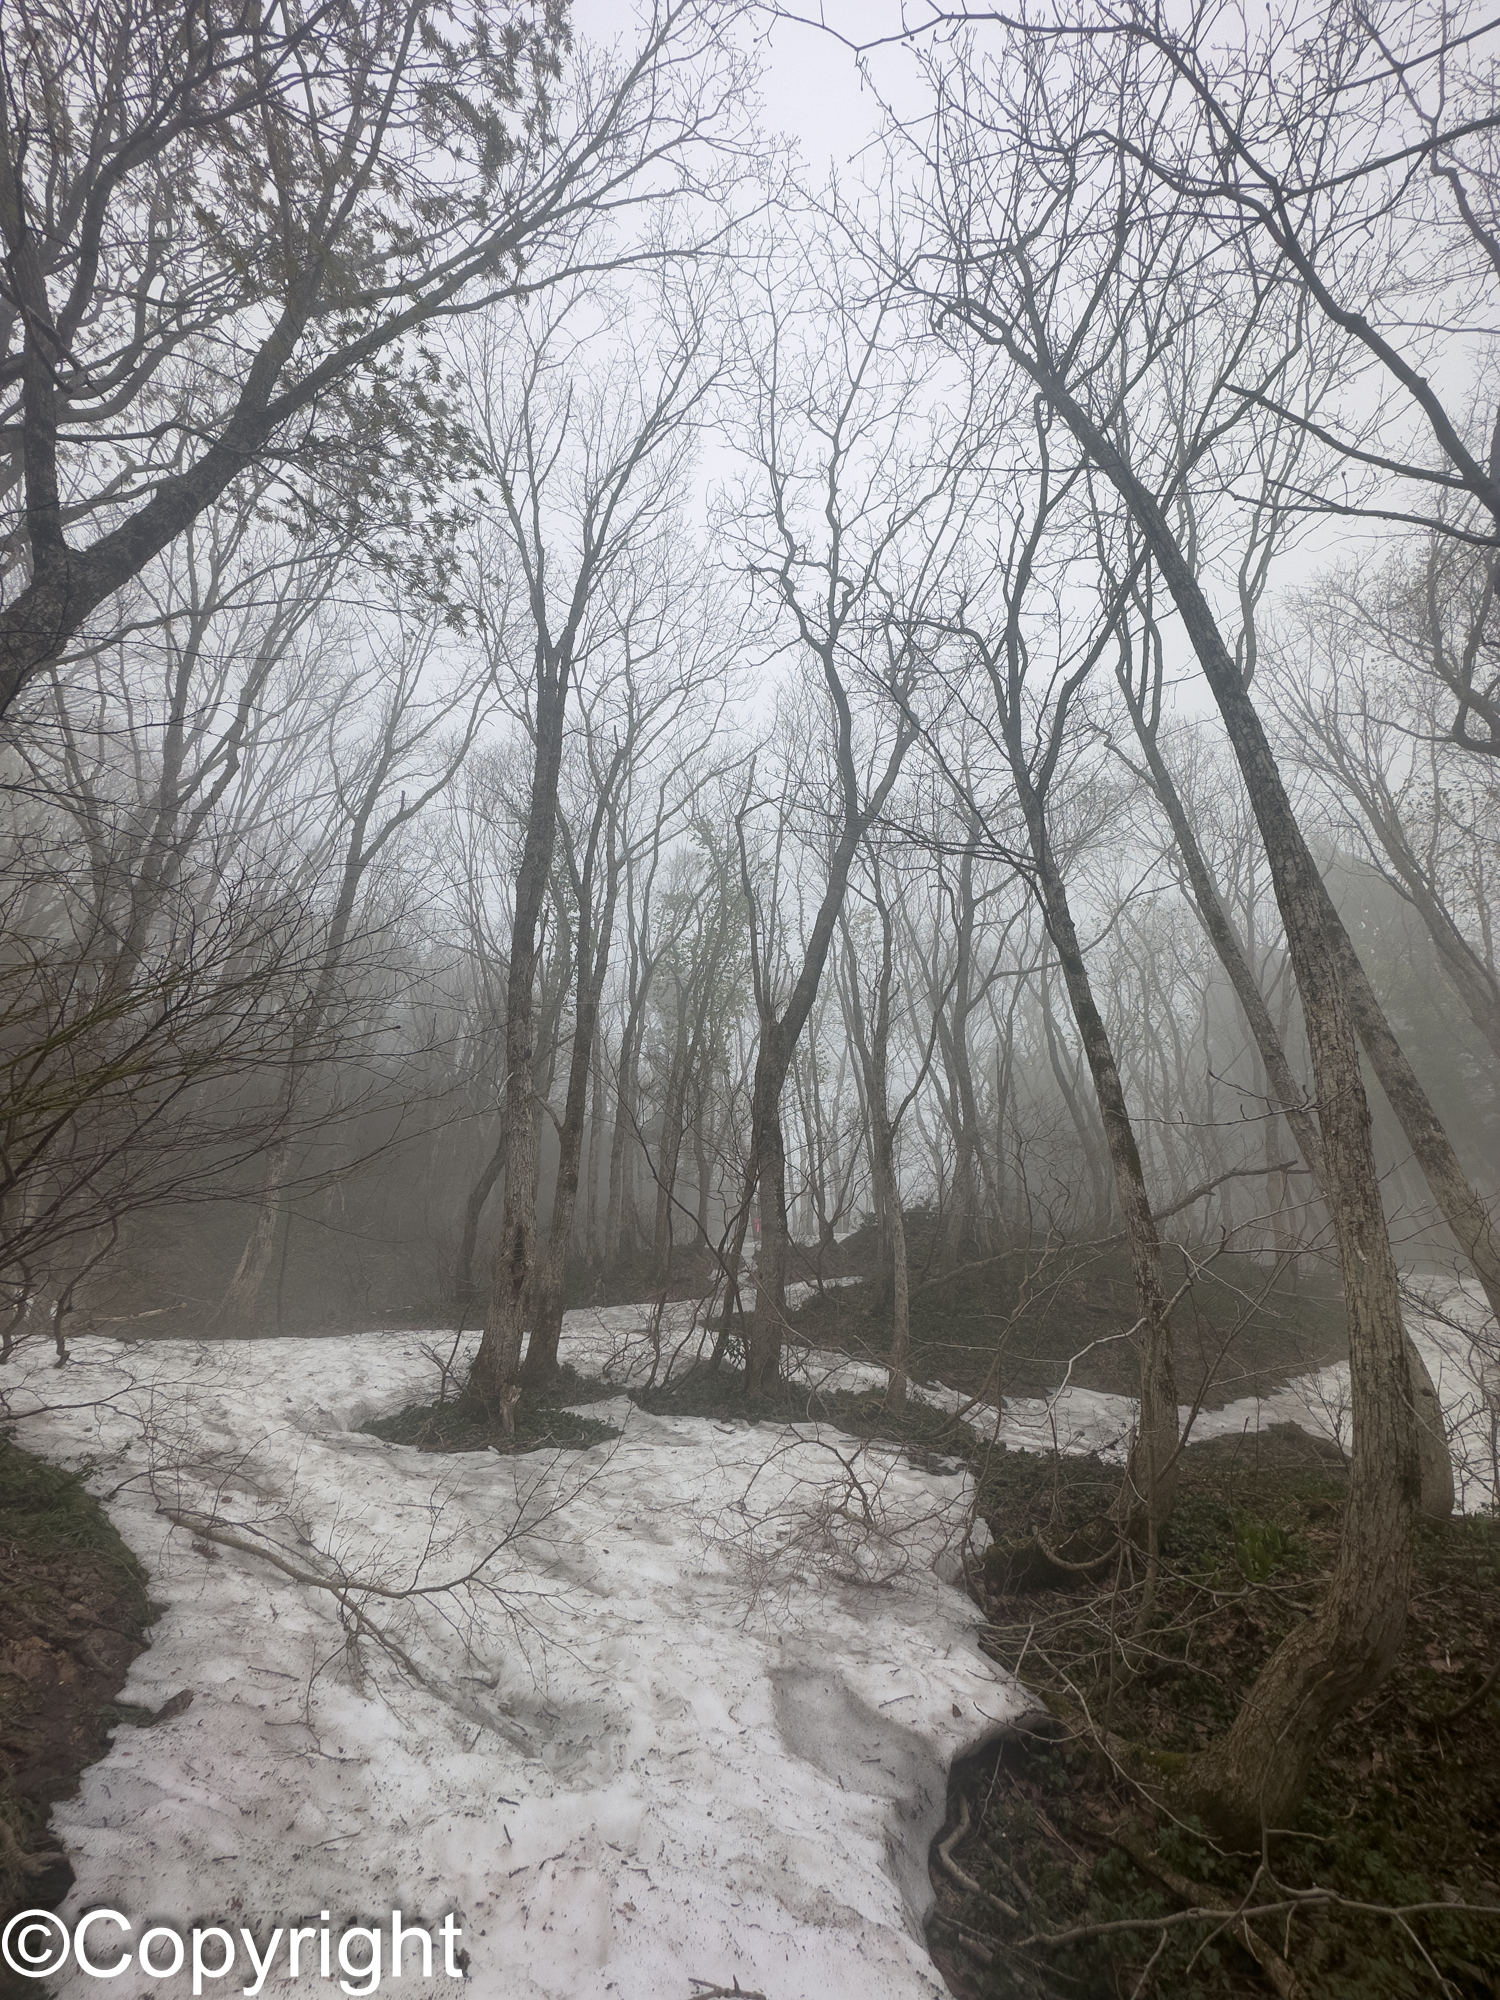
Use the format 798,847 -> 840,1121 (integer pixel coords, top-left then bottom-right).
569,1 -> 919,176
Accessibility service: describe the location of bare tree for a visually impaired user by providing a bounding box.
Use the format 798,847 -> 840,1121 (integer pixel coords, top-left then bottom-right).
718,219 -> 970,1396
903,19 -> 1439,1831
462,269 -> 719,1413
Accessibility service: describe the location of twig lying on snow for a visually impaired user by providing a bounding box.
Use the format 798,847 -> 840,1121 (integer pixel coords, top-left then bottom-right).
159,1509 -> 441,1695
687,1979 -> 767,1998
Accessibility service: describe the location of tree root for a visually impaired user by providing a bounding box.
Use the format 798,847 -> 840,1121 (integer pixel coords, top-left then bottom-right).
936,1796 -> 1021,1920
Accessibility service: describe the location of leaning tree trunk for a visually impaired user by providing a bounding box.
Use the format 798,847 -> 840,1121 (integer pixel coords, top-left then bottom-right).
1024,818 -> 1181,1538
1027,369 -> 1420,1835
1122,676 -> 1455,1518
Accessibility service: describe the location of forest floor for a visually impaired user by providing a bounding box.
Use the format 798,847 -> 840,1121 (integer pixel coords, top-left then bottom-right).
780,1226 -> 1351,1409
4,1269 -> 1498,2000
930,1424 -> 1500,2000
0,1434 -> 153,1984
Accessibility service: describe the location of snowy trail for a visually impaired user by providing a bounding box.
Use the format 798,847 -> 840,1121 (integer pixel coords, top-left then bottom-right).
8,1276 -> 1494,2000
8,1308 -> 1023,2000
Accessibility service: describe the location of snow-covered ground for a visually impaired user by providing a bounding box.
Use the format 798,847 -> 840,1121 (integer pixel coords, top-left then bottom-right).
6,1307 -> 1024,2000
6,1274 -> 1495,2000
582,1275 -> 1499,1506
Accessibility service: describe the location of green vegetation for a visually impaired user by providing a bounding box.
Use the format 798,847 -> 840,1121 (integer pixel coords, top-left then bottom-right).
931,1428 -> 1500,1999
0,1432 -> 152,1925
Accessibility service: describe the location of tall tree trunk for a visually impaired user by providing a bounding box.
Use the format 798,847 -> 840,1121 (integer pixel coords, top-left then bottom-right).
1038,957 -> 1113,1234
606,984 -> 650,1265
1025,817 -> 1181,1536
585,1039 -> 607,1264
1120,666 -> 1455,1517
525,857 -> 620,1387
1013,363 -> 1421,1833
841,899 -> 913,1408
466,675 -> 569,1413
745,1035 -> 792,1398
652,1002 -> 693,1282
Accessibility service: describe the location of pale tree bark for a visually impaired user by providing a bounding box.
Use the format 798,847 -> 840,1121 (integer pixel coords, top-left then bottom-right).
522,747 -> 628,1388
465,291 -> 712,1412
840,893 -> 912,1407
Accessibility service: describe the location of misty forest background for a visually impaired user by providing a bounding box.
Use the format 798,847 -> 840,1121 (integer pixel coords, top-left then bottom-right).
3,0 -> 1494,1379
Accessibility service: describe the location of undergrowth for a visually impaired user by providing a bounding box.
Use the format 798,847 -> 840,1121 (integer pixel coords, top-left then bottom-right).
0,1431 -> 152,1932
930,1427 -> 1500,1999
787,1231 -> 1348,1409
362,1364 -> 621,1453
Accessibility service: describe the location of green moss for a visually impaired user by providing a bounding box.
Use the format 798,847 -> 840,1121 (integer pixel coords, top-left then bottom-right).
0,1433 -> 149,1614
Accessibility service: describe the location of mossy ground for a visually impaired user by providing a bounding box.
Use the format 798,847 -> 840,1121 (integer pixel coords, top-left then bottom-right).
931,1427 -> 1500,1999
0,1431 -> 153,1946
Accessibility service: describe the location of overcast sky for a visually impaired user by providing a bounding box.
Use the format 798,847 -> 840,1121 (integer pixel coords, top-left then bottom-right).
570,1 -> 920,176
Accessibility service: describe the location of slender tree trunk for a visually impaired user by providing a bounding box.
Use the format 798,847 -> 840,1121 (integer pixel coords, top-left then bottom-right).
1039,957 -> 1113,1233
466,673 -> 569,1412
217,1136 -> 294,1332
653,1005 -> 693,1281
1027,828 -> 1181,1536
585,1039 -> 607,1263
454,1110 -> 509,1305
606,986 -> 650,1265
840,898 -> 914,1409
525,866 -> 620,1387
745,1033 -> 792,1398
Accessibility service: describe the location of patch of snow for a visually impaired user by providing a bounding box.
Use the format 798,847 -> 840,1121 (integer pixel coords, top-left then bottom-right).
1188,1277 -> 1500,1511
7,1310 -> 1024,2000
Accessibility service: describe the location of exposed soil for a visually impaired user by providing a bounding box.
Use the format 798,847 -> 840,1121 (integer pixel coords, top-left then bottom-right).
0,1432 -> 154,1951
